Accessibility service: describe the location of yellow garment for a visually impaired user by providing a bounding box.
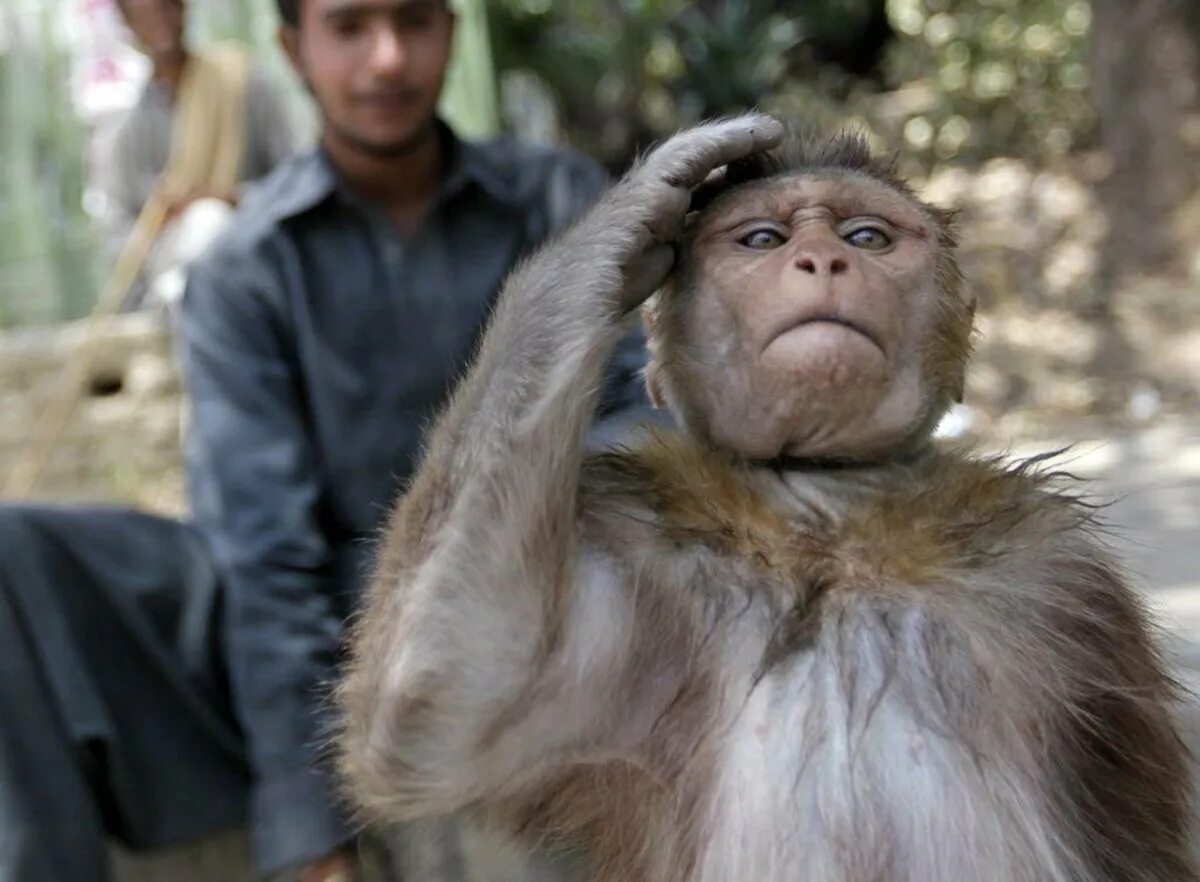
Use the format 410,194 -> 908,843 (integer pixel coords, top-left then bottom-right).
162,43 -> 252,206
5,45 -> 252,499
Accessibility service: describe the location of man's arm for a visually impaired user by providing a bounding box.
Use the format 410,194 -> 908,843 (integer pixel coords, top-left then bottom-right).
243,65 -> 302,183
177,260 -> 352,876
92,115 -> 158,263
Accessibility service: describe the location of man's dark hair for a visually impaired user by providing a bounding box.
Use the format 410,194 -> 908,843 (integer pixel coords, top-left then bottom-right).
277,0 -> 299,26
278,0 -> 450,27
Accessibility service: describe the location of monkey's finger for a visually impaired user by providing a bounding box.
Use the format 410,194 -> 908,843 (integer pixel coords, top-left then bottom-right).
651,115 -> 782,187
646,114 -> 784,190
620,244 -> 676,312
642,185 -> 692,244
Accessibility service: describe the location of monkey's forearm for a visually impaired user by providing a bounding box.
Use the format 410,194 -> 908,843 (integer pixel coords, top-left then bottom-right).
404,214 -> 633,564
339,219 -> 637,819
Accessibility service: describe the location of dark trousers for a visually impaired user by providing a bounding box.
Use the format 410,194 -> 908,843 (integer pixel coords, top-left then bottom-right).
0,504 -> 249,882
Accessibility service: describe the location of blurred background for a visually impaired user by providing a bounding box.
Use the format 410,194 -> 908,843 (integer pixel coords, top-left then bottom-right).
4,7 -> 1197,879
0,0 -> 1197,507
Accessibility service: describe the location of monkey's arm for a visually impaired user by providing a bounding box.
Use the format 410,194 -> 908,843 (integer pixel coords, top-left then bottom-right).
1035,540 -> 1195,875
338,116 -> 784,823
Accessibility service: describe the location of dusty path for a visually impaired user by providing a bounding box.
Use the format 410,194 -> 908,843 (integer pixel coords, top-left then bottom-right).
997,416 -> 1200,682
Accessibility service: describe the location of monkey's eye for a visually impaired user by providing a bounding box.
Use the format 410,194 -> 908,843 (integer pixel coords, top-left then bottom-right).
843,226 -> 891,250
739,228 -> 787,250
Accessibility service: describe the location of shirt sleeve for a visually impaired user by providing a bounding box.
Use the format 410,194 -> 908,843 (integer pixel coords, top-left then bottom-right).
92,117 -> 150,262
541,149 -> 610,235
176,258 -> 353,875
241,66 -> 301,185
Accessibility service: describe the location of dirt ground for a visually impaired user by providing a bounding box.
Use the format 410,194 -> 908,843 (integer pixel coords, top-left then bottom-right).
973,415 -> 1200,684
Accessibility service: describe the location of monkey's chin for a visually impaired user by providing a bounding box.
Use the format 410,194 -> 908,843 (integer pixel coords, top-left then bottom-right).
761,321 -> 887,387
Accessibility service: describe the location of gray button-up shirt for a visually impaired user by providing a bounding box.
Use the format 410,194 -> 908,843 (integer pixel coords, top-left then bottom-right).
177,127 -> 648,874
94,66 -> 298,306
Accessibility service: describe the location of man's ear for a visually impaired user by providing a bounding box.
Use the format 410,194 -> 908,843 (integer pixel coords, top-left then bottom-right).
278,25 -> 303,80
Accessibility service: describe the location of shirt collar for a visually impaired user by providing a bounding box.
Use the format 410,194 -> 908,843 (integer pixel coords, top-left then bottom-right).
272,119 -> 521,224
438,120 -> 521,207
261,149 -> 340,223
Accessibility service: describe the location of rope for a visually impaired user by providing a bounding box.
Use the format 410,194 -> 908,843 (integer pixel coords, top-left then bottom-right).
5,44 -> 250,500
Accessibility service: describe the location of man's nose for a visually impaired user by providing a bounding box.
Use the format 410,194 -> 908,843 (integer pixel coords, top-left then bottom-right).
368,27 -> 408,76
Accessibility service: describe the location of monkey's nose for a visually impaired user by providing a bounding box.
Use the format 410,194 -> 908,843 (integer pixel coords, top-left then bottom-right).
795,254 -> 848,275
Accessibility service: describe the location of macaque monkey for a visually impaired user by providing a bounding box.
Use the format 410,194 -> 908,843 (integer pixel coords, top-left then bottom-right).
337,115 -> 1197,881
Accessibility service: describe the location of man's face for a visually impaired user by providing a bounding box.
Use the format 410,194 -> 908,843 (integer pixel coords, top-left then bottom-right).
119,0 -> 186,61
282,0 -> 455,157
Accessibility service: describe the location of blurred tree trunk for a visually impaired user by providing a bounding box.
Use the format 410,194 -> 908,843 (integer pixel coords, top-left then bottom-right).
1088,0 -> 1199,405
1090,0 -> 1199,304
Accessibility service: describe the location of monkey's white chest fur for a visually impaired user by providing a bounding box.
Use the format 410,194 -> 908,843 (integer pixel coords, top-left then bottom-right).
688,598 -> 1070,882
569,446 -> 1102,882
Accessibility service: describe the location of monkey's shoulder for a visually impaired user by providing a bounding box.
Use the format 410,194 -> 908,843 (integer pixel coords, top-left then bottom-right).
827,449 -> 1113,590
581,434 -> 1112,589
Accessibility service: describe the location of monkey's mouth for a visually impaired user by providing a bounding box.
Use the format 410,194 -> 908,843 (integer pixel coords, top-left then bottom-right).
768,315 -> 885,356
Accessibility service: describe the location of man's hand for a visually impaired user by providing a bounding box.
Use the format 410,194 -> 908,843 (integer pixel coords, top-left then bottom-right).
294,849 -> 360,882
164,185 -> 239,222
565,113 -> 784,312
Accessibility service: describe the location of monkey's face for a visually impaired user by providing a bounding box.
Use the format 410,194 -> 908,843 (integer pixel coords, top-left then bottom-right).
648,172 -> 969,461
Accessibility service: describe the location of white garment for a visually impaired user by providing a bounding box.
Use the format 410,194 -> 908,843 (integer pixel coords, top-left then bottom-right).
148,198 -> 235,308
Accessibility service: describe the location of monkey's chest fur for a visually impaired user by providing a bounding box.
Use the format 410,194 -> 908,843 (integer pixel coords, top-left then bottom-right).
588,432 -> 1069,632
572,434 -> 1114,882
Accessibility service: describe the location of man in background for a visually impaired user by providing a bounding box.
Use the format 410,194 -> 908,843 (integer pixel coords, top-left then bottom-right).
0,1 -> 642,881
180,0 -> 641,876
95,0 -> 297,309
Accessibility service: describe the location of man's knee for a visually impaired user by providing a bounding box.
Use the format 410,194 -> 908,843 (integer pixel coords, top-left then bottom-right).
0,504 -> 41,559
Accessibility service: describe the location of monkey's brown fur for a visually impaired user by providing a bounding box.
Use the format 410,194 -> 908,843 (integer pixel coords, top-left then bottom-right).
650,128 -> 974,456
338,117 -> 1197,882
475,432 -> 1195,881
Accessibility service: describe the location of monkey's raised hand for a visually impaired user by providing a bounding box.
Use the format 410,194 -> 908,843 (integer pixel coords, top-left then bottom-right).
565,113 -> 784,312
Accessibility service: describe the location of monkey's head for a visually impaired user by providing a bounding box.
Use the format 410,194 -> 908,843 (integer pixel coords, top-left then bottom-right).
643,130 -> 972,463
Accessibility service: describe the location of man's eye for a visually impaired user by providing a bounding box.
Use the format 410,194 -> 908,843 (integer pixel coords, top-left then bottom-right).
331,17 -> 366,38
396,12 -> 435,31
739,229 -> 786,250
397,2 -> 443,30
844,227 -> 891,250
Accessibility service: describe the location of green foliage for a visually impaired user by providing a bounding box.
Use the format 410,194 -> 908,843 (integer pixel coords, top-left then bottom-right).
488,0 -> 889,168
490,0 -> 1095,173
878,0 -> 1094,169
0,6 -> 98,327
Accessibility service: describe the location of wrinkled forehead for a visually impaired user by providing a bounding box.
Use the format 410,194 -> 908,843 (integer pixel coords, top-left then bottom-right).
690,169 -> 939,240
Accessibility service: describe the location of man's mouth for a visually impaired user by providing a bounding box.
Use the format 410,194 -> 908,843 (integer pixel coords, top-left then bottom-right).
356,90 -> 421,108
352,90 -> 424,114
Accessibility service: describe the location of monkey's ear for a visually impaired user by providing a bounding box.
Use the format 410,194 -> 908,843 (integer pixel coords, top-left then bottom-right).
956,295 -> 978,403
950,372 -> 966,405
644,362 -> 667,410
641,299 -> 659,335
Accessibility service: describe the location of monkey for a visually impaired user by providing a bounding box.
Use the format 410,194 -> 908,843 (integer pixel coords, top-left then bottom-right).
335,114 -> 1198,882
